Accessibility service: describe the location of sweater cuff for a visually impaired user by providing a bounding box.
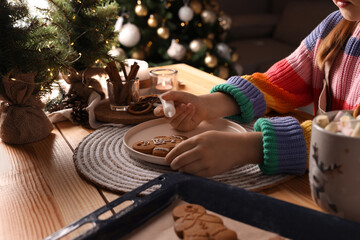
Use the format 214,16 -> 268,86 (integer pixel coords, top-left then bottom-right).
254,117 -> 307,175
210,76 -> 266,123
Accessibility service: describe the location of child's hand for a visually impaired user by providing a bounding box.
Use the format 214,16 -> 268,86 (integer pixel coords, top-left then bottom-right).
154,91 -> 207,131
165,131 -> 263,177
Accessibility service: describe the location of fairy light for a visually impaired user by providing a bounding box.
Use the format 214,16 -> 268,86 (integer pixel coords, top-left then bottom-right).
10,78 -> 16,81
198,23 -> 202,27
180,22 -> 185,27
71,42 -> 75,46
95,59 -> 100,64
105,40 -> 109,44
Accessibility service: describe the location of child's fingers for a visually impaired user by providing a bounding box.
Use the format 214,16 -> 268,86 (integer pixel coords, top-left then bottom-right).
153,105 -> 164,116
166,140 -> 199,168
169,104 -> 194,128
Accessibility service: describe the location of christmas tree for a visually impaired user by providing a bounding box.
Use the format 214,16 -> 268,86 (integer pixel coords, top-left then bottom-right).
0,0 -> 62,96
45,0 -> 119,72
115,0 -> 236,79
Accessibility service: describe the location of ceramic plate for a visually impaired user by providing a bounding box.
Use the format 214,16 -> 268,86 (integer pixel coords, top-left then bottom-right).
123,118 -> 246,165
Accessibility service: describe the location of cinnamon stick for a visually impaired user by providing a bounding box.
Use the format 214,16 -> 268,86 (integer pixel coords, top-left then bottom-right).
105,61 -> 123,104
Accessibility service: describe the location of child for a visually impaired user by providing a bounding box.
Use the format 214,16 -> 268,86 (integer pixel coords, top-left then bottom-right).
154,0 -> 360,177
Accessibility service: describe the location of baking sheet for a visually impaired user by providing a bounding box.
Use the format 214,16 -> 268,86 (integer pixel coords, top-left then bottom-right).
122,199 -> 285,240
45,172 -> 360,240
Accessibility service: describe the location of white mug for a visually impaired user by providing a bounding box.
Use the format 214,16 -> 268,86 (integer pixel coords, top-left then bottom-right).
309,111 -> 360,222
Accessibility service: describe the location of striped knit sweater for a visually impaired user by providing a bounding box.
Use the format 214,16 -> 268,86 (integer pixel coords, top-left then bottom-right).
211,10 -> 360,175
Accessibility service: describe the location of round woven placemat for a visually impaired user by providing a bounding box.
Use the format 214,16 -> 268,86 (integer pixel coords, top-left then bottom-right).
74,126 -> 294,195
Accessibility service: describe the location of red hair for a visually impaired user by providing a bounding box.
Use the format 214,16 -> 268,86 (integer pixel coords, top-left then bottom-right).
316,19 -> 357,69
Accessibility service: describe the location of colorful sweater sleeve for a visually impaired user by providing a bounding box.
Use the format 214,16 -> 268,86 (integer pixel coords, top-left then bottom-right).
211,76 -> 308,175
209,11 -> 342,175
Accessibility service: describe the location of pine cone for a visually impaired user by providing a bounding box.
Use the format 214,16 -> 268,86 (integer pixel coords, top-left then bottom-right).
71,102 -> 89,126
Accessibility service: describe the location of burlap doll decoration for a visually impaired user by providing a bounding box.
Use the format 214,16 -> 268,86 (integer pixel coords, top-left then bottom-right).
0,71 -> 54,144
62,67 -> 105,101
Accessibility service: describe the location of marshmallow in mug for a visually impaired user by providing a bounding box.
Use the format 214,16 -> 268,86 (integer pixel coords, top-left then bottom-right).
315,111 -> 360,137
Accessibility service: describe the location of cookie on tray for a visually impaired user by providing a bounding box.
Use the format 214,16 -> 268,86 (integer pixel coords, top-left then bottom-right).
172,203 -> 237,240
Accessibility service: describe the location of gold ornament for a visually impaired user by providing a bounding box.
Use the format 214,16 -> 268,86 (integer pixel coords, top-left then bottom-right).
157,26 -> 170,39
131,49 -> 145,60
204,53 -> 218,68
147,14 -> 158,28
190,0 -> 202,14
135,2 -> 148,17
201,9 -> 216,24
203,38 -> 213,49
209,0 -> 220,11
189,39 -> 205,52
232,52 -> 239,62
217,65 -> 229,79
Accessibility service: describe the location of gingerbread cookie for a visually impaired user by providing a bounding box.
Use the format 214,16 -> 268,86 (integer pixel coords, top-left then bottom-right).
132,135 -> 188,158
132,140 -> 155,154
172,203 -> 237,240
170,135 -> 188,144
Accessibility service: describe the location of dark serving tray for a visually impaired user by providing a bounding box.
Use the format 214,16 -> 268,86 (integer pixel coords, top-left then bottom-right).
45,172 -> 360,240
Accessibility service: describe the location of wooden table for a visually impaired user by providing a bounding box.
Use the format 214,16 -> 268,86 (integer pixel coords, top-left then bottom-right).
0,63 -> 321,240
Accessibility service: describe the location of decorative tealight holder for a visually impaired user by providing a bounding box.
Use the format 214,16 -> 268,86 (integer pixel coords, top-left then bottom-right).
150,68 -> 178,94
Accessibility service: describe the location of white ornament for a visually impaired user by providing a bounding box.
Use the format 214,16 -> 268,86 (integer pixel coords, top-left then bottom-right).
189,39 -> 205,52
118,23 -> 141,48
114,16 -> 124,32
234,63 -> 244,75
178,5 -> 194,22
167,39 -> 186,61
216,43 -> 232,60
108,47 -> 126,59
219,14 -> 232,30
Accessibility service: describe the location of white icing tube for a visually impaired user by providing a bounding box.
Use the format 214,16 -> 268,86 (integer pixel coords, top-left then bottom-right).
159,94 -> 176,118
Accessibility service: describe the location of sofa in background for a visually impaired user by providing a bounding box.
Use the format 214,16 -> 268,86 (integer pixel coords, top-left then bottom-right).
220,0 -> 337,75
